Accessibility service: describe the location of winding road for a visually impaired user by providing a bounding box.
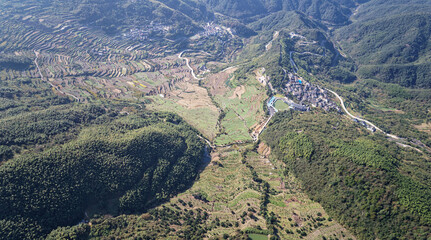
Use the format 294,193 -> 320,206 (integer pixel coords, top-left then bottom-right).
326,89 -> 385,134
285,39 -> 406,142
324,87 -> 431,153
178,50 -> 204,80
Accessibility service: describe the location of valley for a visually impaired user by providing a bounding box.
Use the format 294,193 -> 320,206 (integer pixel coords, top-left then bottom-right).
0,0 -> 431,239
84,143 -> 356,240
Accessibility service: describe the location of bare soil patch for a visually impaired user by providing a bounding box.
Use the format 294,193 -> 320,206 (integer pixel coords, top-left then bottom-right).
229,85 -> 246,99
257,142 -> 271,157
206,67 -> 236,95
170,82 -> 218,111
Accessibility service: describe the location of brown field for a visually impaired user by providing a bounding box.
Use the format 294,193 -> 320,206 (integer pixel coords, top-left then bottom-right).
229,85 -> 246,99
171,82 -> 219,111
206,67 -> 237,96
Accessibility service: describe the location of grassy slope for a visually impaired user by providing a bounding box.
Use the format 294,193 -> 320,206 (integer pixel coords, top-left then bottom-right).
146,95 -> 219,140
214,82 -> 267,145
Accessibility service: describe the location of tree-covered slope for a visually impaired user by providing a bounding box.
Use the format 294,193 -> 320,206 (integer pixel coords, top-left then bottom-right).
335,0 -> 431,88
262,111 -> 431,239
202,0 -> 361,24
351,0 -> 431,22
0,106 -> 205,239
248,10 -> 324,33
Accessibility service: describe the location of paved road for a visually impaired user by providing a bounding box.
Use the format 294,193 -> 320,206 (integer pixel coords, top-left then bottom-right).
326,89 -> 404,141
178,50 -> 204,80
286,42 -> 403,141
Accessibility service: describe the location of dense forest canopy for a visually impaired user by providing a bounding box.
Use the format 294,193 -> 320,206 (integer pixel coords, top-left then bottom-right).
0,70 -> 208,240
262,111 -> 431,239
201,0 -> 361,24
0,74 -> 206,239
0,106 -> 205,239
333,0 -> 431,88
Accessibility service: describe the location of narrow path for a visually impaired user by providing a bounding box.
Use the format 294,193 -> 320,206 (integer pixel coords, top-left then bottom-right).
265,31 -> 279,51
34,50 -> 80,101
289,51 -> 299,73
282,68 -> 287,82
197,135 -> 216,148
231,108 -> 253,138
256,114 -> 273,138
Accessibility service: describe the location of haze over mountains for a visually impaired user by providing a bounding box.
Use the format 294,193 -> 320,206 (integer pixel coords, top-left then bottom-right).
0,0 -> 430,239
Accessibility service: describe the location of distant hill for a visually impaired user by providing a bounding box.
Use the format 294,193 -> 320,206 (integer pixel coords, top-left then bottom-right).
248,10 -> 324,32
336,10 -> 431,88
351,0 -> 431,22
200,0 -> 363,24
73,0 -> 212,35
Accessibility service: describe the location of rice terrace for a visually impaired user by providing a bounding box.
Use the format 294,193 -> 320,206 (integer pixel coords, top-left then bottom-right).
1,0 -> 431,239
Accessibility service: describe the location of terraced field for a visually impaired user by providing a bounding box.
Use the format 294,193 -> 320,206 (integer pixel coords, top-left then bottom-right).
0,0 -> 235,102
214,82 -> 267,145
87,143 -> 356,239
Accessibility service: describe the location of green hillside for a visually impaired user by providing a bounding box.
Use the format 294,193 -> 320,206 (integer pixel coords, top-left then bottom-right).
351,0 -> 431,22
0,106 -> 204,239
201,0 -> 360,24
0,72 -> 205,240
262,111 -> 431,239
335,1 -> 431,88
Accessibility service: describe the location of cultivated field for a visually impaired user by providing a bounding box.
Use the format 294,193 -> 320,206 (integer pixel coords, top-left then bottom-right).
142,143 -> 356,239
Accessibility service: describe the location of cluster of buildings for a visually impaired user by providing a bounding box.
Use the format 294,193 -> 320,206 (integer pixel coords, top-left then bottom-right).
283,73 -> 341,112
201,22 -> 224,37
353,118 -> 377,132
122,22 -> 170,41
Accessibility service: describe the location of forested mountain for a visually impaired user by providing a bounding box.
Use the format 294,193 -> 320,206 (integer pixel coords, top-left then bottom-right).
201,0 -> 363,24
335,0 -> 431,88
262,111 -> 431,239
0,105 -> 205,239
0,67 -> 205,239
351,0 -> 431,22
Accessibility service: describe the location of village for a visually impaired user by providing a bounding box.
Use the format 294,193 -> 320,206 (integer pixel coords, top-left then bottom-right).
201,22 -> 225,37
252,63 -> 344,141
284,73 -> 341,112
122,21 -> 171,41
257,66 -> 340,116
